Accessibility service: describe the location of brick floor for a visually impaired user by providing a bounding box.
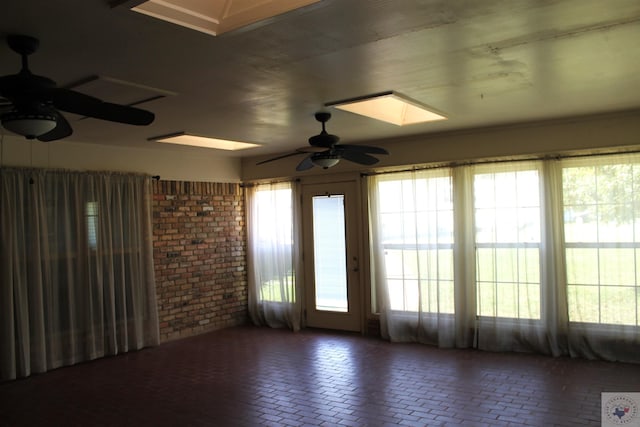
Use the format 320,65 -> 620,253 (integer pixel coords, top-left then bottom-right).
0,325 -> 639,426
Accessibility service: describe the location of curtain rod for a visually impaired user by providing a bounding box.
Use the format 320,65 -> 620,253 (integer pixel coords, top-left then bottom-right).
360,147 -> 640,177
2,166 -> 159,179
240,178 -> 300,188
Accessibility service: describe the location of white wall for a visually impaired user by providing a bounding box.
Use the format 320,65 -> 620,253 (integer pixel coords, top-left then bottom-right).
0,135 -> 242,182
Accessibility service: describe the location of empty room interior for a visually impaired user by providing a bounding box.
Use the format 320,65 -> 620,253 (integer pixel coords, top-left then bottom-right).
1,1 -> 640,426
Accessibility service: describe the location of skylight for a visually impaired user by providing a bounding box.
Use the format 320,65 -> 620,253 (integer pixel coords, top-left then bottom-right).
327,92 -> 447,126
151,133 -> 261,150
131,0 -> 320,36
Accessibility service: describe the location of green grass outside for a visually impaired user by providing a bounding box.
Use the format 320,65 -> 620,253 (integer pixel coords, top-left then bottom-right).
260,277 -> 295,302
259,246 -> 639,326
386,246 -> 638,325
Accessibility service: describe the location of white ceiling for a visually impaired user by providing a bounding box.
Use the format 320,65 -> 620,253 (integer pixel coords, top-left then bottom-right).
1,0 -> 639,160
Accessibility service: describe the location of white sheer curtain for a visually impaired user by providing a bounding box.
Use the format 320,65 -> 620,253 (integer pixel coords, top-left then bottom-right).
368,169 -> 462,347
470,161 -> 554,354
246,181 -> 303,330
0,168 -> 159,381
369,154 -> 640,362
561,154 -> 640,362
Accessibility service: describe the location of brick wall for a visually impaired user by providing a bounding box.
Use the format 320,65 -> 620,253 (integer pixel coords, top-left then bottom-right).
152,180 -> 248,342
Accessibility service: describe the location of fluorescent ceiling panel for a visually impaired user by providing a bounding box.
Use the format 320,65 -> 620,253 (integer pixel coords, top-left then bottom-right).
132,0 -> 320,36
329,92 -> 447,126
153,133 -> 261,150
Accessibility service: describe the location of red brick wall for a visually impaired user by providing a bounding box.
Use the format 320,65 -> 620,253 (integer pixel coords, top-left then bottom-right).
152,180 -> 248,342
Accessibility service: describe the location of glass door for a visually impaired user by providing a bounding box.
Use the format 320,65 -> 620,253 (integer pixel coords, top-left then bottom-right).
302,181 -> 361,331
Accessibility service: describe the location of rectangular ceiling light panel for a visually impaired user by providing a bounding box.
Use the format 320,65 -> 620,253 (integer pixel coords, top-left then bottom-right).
154,133 -> 261,150
329,92 -> 447,126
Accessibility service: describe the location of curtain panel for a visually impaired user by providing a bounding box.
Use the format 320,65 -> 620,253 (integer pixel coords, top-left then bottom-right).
246,181 -> 303,330
368,154 -> 640,363
0,168 -> 159,381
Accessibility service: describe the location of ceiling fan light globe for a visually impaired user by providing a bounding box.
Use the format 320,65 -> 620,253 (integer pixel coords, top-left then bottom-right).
311,154 -> 340,169
1,111 -> 56,139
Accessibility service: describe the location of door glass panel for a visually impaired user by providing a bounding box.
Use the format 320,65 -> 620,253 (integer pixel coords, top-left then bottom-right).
312,195 -> 348,312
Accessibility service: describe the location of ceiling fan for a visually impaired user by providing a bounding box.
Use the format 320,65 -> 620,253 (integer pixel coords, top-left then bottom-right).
0,34 -> 154,142
257,111 -> 388,171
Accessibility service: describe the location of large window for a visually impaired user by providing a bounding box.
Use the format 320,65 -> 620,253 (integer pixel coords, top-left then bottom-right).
246,181 -> 302,330
474,166 -> 541,320
563,159 -> 640,326
251,186 -> 295,303
0,169 -> 159,381
374,170 -> 455,314
369,154 -> 640,361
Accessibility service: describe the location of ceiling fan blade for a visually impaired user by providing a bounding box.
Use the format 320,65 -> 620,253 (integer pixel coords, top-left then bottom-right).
337,144 -> 389,155
256,151 -> 305,165
37,111 -> 72,141
296,155 -> 315,171
339,150 -> 380,166
48,87 -> 102,112
0,74 -> 21,95
94,101 -> 155,125
51,88 -> 154,125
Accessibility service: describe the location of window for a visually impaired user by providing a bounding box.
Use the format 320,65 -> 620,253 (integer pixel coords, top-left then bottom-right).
374,167 -> 542,319
369,154 -> 640,360
375,170 -> 455,313
1,170 -> 159,380
86,201 -> 99,250
252,185 -> 295,303
563,159 -> 640,326
246,181 -> 302,330
474,166 -> 542,320
312,195 -> 348,312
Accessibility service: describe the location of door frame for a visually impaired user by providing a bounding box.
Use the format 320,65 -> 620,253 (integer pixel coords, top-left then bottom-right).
301,178 -> 364,332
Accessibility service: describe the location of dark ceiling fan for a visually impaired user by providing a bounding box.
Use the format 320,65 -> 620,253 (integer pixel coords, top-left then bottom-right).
257,111 -> 388,171
0,34 -> 154,142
